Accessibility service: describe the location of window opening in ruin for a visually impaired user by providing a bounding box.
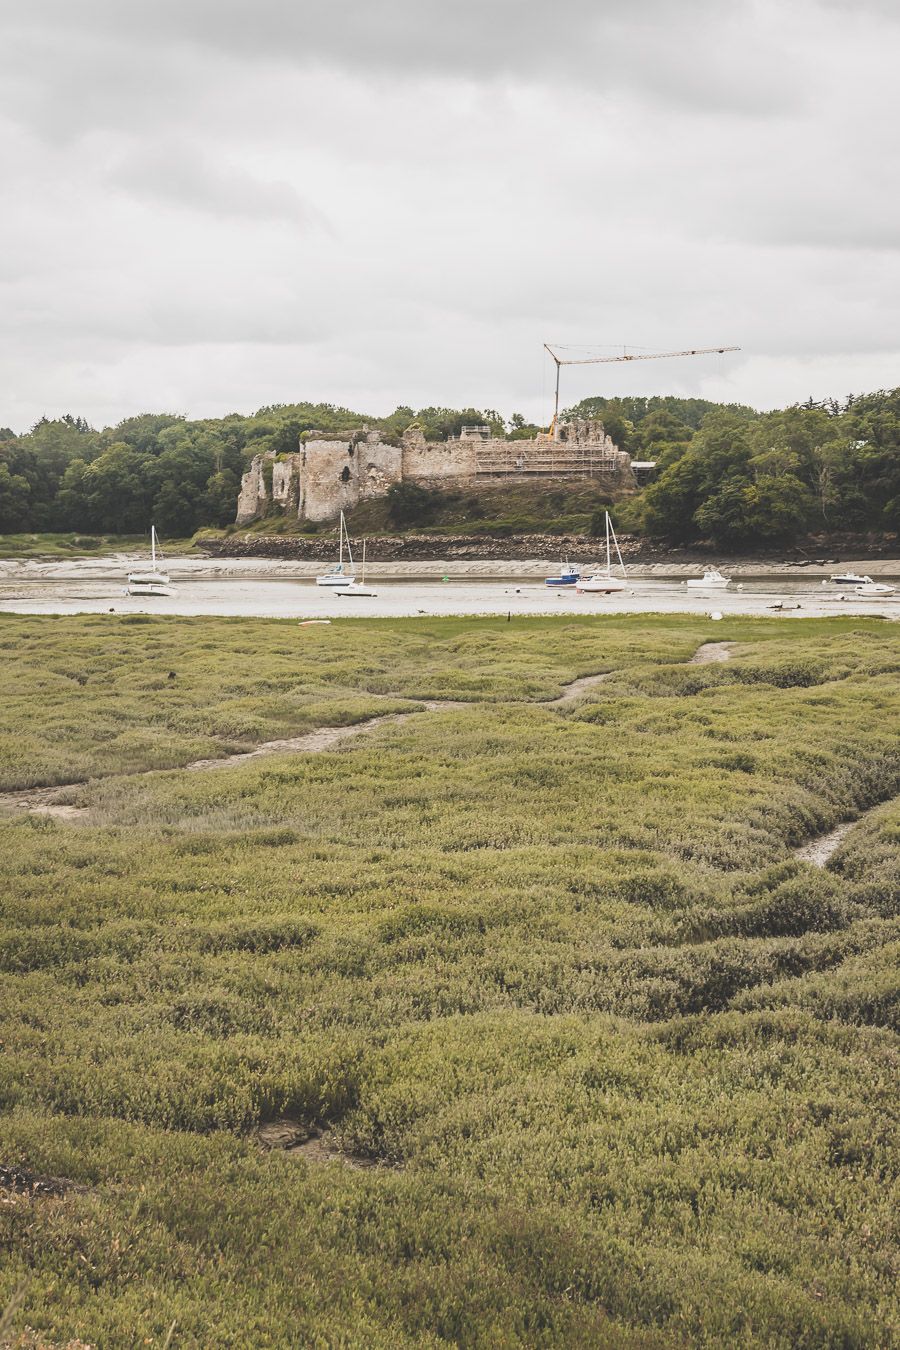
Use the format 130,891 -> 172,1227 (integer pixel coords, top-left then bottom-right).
340,466 -> 351,482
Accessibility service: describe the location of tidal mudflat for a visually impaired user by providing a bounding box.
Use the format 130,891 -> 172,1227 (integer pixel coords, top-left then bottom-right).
2,557 -> 900,620
1,613 -> 898,1347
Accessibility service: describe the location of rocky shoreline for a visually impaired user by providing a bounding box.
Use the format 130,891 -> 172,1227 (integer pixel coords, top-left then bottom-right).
202,529 -> 899,567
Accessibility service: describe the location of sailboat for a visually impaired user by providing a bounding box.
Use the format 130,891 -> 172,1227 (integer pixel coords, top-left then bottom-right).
335,539 -> 377,597
127,527 -> 173,596
575,513 -> 628,593
316,512 -> 356,586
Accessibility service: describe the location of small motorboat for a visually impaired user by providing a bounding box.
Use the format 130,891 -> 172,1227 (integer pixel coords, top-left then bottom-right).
686,568 -> 730,589
853,577 -> 896,597
317,511 -> 356,586
127,526 -> 174,596
830,571 -> 867,585
575,514 -> 628,594
545,562 -> 580,586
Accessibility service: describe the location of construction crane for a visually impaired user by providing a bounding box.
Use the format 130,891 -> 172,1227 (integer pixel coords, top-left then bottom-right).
543,343 -> 740,439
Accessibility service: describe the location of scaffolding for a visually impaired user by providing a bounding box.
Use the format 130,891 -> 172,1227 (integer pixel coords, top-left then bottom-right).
473,441 -> 623,479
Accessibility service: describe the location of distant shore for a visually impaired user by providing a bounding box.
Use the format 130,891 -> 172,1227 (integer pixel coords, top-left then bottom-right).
201,528 -> 900,569
1,553 -> 899,583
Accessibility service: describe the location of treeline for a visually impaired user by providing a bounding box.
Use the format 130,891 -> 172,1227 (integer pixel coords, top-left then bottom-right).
0,402 -> 518,536
2,391 -> 900,545
569,389 -> 900,547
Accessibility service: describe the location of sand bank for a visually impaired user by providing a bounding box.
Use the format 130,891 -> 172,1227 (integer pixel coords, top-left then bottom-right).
1,554 -> 899,583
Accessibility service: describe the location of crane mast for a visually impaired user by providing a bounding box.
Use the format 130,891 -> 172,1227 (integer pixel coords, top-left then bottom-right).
544,343 -> 740,439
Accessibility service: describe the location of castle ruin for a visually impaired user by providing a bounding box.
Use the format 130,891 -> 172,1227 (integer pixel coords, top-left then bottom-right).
235,420 -> 632,525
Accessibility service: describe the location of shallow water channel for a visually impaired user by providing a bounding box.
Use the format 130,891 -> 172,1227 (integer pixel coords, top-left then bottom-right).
1,569 -> 898,620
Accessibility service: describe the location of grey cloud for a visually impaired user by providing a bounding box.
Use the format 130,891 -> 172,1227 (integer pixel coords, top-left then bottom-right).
5,0 -> 798,120
2,0 -> 899,429
108,143 -> 330,231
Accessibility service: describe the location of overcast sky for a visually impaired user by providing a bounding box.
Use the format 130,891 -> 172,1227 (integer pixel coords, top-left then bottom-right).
2,0 -> 899,432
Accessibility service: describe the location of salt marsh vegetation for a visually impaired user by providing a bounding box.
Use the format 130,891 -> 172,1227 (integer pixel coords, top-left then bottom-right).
0,613 -> 898,1347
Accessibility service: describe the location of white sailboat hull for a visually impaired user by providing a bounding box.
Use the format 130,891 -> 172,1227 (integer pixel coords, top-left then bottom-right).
576,513 -> 628,594
127,579 -> 174,596
316,573 -> 356,587
335,583 -> 377,597
128,570 -> 170,586
576,575 -> 628,594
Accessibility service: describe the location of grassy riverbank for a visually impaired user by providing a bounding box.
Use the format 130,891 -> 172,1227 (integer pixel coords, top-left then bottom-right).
1,614 -> 898,1347
0,534 -> 202,561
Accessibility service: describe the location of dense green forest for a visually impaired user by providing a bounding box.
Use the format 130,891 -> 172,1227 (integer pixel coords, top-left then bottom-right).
570,390 -> 900,546
2,390 -> 900,546
0,403 -> 509,539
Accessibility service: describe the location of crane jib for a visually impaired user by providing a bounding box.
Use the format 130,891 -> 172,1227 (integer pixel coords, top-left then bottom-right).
541,343 -> 741,435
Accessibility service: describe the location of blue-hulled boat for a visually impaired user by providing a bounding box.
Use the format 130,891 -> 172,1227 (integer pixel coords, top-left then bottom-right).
545,562 -> 580,586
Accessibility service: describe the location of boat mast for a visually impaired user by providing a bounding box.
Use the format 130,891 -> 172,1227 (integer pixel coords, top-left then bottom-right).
605,513 -> 611,575
610,517 -> 626,576
151,526 -> 157,571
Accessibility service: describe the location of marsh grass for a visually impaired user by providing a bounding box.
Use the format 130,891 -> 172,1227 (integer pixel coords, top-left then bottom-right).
0,614 -> 898,1347
0,533 -> 199,559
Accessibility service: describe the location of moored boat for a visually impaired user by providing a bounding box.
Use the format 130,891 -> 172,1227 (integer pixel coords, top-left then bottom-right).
686,568 -> 730,589
317,512 -> 356,586
830,571 -> 867,585
853,577 -> 896,597
127,527 -> 173,596
336,539 -> 377,597
545,562 -> 580,586
575,514 -> 628,594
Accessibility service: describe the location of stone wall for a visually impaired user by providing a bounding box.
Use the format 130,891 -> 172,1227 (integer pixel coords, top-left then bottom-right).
400,429 -> 478,482
235,421 -> 631,525
301,434 -> 403,522
235,457 -> 269,524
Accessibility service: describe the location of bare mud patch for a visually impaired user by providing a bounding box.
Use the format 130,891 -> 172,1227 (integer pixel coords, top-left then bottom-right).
183,711 -> 422,772
0,787 -> 88,821
795,789 -> 900,867
542,672 -> 613,706
0,1163 -> 87,1198
184,701 -> 471,771
0,703 -> 470,820
257,1119 -> 379,1170
689,642 -> 734,665
795,822 -> 857,867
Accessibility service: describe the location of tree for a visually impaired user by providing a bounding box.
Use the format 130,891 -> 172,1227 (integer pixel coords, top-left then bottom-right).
153,480 -> 198,537
638,412 -> 755,543
0,463 -> 31,531
79,444 -> 150,533
202,469 -> 241,527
